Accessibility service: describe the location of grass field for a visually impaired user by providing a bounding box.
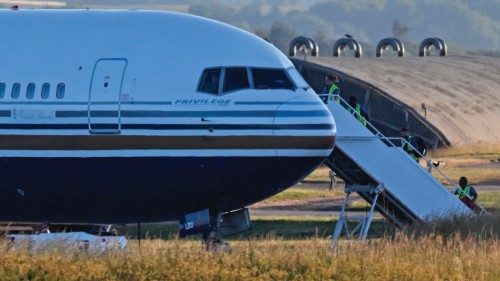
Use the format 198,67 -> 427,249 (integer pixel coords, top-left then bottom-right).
478,191 -> 500,210
2,213 -> 499,280
429,143 -> 500,158
259,186 -> 342,203
1,235 -> 499,280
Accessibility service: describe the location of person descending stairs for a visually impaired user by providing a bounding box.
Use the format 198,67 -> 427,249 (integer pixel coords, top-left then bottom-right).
454,176 -> 481,214
321,93 -> 486,241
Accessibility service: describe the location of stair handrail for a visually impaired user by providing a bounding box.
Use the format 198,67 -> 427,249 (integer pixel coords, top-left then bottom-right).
320,93 -> 487,214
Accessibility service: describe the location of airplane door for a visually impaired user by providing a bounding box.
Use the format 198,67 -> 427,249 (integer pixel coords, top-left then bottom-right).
88,58 -> 127,134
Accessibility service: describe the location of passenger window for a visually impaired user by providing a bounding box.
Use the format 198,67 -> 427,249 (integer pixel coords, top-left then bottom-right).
41,83 -> 50,99
223,67 -> 249,93
198,68 -> 221,94
56,83 -> 65,99
251,68 -> 294,90
26,83 -> 35,99
11,83 -> 20,99
0,83 -> 5,99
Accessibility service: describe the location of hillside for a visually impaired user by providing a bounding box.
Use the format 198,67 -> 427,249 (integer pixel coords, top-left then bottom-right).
308,55 -> 500,145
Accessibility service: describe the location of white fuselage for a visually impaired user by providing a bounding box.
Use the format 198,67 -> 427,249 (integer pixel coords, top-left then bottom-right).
0,9 -> 335,223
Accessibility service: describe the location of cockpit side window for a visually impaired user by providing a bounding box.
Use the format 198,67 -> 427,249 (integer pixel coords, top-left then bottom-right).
251,68 -> 294,90
198,68 -> 222,95
223,67 -> 249,93
286,67 -> 310,89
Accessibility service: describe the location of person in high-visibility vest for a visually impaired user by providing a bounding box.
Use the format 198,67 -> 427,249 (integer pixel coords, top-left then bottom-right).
321,74 -> 339,104
400,128 -> 420,162
347,96 -> 368,126
454,176 -> 479,211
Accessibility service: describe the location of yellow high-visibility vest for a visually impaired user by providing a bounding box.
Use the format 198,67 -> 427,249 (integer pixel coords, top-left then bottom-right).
457,185 -> 471,199
349,104 -> 367,126
328,84 -> 340,103
328,84 -> 339,96
403,135 -> 419,160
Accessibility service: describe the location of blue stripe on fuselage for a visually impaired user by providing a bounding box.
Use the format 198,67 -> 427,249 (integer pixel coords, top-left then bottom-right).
55,110 -> 331,118
0,101 -> 172,105
234,101 -> 318,105
0,123 -> 334,130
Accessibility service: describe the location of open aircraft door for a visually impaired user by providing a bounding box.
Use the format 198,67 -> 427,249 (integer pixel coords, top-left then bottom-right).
88,58 -> 127,134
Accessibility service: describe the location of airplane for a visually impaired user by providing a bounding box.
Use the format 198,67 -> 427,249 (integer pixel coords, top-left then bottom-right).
0,8 -> 336,238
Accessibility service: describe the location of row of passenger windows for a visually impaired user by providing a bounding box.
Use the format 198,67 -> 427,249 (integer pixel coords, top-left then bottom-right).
0,83 -> 65,100
198,67 -> 298,95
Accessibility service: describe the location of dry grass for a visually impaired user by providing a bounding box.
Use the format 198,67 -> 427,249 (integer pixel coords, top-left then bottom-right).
0,235 -> 498,280
406,212 -> 500,240
433,166 -> 500,185
303,165 -> 331,182
430,143 -> 500,158
260,187 -> 342,203
478,190 -> 500,210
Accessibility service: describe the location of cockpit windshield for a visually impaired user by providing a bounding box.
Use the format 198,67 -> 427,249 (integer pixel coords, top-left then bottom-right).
223,67 -> 250,93
251,68 -> 294,90
198,68 -> 221,94
197,67 -> 299,95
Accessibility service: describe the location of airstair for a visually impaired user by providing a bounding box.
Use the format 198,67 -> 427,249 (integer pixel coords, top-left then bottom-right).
323,95 -> 486,241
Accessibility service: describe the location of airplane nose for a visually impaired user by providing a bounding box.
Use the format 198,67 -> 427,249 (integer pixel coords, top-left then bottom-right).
273,96 -> 336,157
